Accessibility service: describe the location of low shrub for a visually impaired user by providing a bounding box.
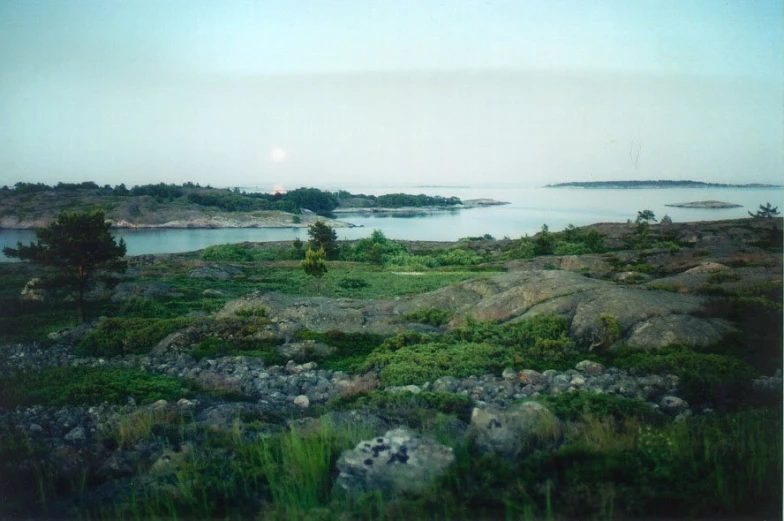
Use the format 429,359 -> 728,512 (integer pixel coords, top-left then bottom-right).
614,349 -> 756,407
77,317 -> 191,356
533,391 -> 663,423
0,367 -> 197,407
295,330 -> 387,372
119,296 -> 172,318
200,243 -> 255,261
392,307 -> 454,327
192,336 -> 285,362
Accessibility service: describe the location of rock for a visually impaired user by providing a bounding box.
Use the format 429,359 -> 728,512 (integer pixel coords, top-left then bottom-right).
468,402 -> 562,459
334,428 -> 455,498
189,265 -> 242,280
518,369 -> 547,386
659,395 -> 689,415
501,368 -> 517,380
575,360 -> 605,375
293,395 -> 310,408
276,341 -> 335,362
110,281 -> 177,302
684,262 -> 728,274
64,426 -> 87,442
385,385 -> 422,394
626,315 -> 736,351
21,278 -> 48,302
151,400 -> 168,410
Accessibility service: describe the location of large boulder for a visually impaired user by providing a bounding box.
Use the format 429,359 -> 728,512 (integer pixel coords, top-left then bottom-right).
468,401 -> 562,459
334,428 -> 455,498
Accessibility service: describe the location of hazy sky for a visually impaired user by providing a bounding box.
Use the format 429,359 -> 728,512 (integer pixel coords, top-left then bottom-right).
1,1 -> 782,189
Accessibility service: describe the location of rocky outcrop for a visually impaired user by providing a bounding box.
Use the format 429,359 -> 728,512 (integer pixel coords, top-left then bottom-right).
468,401 -> 562,459
334,428 -> 455,498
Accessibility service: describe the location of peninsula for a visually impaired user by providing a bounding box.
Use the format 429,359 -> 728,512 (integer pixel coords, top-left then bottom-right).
0,182 -> 502,229
665,200 -> 743,209
546,180 -> 780,189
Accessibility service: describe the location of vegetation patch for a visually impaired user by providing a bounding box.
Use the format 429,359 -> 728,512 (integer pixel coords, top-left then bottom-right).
614,349 -> 756,407
329,390 -> 475,423
76,317 -> 192,357
533,391 -> 663,423
294,330 -> 387,371
0,367 -> 197,407
392,307 -> 454,327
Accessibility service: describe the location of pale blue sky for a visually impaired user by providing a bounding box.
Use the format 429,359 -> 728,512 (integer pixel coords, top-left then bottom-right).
0,1 -> 782,188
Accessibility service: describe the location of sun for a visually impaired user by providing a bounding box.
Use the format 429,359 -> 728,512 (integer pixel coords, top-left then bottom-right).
270,148 -> 287,162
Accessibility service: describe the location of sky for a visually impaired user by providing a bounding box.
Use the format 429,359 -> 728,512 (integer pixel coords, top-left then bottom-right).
0,0 -> 782,190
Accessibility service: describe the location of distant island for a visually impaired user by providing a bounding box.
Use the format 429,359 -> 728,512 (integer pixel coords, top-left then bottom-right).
546,180 -> 780,189
665,200 -> 743,209
0,181 -> 500,229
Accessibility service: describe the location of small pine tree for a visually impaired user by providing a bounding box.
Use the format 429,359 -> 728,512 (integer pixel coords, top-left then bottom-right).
302,247 -> 327,291
307,221 -> 339,260
749,202 -> 780,218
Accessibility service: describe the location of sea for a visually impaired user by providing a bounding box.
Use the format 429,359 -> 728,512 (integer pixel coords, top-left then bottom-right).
1,184 -> 781,261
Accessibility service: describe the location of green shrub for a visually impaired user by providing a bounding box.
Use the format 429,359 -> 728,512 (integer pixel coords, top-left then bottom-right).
330,390 -> 475,423
553,241 -> 592,256
337,277 -> 370,289
233,306 -> 270,319
201,243 -> 255,261
533,391 -> 663,423
192,336 -> 285,361
392,307 -> 454,327
363,341 -> 513,386
614,349 -> 756,407
119,296 -> 172,318
706,271 -> 741,284
295,330 -> 387,371
0,367 -> 197,407
77,317 -> 191,356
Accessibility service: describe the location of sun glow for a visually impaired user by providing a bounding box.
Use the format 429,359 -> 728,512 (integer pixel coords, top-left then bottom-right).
270,148 -> 287,162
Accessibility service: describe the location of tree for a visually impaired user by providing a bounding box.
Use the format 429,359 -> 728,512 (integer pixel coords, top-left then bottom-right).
749,202 -> 780,218
307,220 -> 339,260
302,247 -> 327,291
636,210 -> 657,224
533,224 -> 554,255
3,210 -> 127,322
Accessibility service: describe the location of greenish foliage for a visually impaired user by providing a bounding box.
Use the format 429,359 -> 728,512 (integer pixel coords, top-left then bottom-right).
393,307 -> 454,327
119,296 -> 173,318
367,341 -> 513,386
706,271 -> 741,284
192,336 -> 285,362
506,224 -> 604,259
295,330 -> 387,371
636,209 -> 657,223
330,390 -> 475,423
76,317 -> 191,357
533,391 -> 663,423
233,306 -> 269,318
748,202 -> 780,218
2,210 -> 127,321
302,247 -> 328,284
614,349 -> 756,407
307,221 -> 339,260
590,313 -> 620,351
200,243 -> 256,261
0,367 -> 197,408
336,276 -> 369,289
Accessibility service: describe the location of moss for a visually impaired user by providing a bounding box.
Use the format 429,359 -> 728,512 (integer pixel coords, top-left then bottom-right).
392,307 -> 454,327
533,391 -> 663,423
329,390 -> 475,423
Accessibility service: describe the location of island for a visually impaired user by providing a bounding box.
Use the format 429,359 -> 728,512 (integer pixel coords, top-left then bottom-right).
665,200 -> 743,209
0,181 -> 503,229
546,180 -> 780,189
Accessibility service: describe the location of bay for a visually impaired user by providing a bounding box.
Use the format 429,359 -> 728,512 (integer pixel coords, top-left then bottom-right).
1,184 -> 781,261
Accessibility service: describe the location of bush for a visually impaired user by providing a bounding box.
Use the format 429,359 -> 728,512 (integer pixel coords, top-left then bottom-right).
201,243 -> 256,261
614,349 -> 756,407
119,296 -> 172,318
363,341 -> 513,386
0,367 -> 197,407
77,317 -> 191,356
392,308 -> 454,327
534,391 -> 663,423
295,330 -> 387,372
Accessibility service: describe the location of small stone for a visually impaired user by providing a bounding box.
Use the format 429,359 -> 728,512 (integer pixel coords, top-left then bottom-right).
518,369 -> 547,386
151,399 -> 168,409
64,426 -> 87,442
294,395 -> 310,408
29,423 -> 43,433
501,368 -> 517,380
386,385 -> 422,394
659,395 -> 688,414
575,360 -> 605,376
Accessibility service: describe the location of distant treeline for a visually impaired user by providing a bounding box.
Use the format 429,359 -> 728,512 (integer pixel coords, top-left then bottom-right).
547,180 -> 780,189
2,182 -> 462,214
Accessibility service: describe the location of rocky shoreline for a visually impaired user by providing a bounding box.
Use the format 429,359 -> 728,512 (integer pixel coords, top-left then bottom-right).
665,200 -> 743,209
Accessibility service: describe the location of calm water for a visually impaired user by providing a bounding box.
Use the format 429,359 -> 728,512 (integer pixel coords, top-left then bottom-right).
1,184 -> 781,261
